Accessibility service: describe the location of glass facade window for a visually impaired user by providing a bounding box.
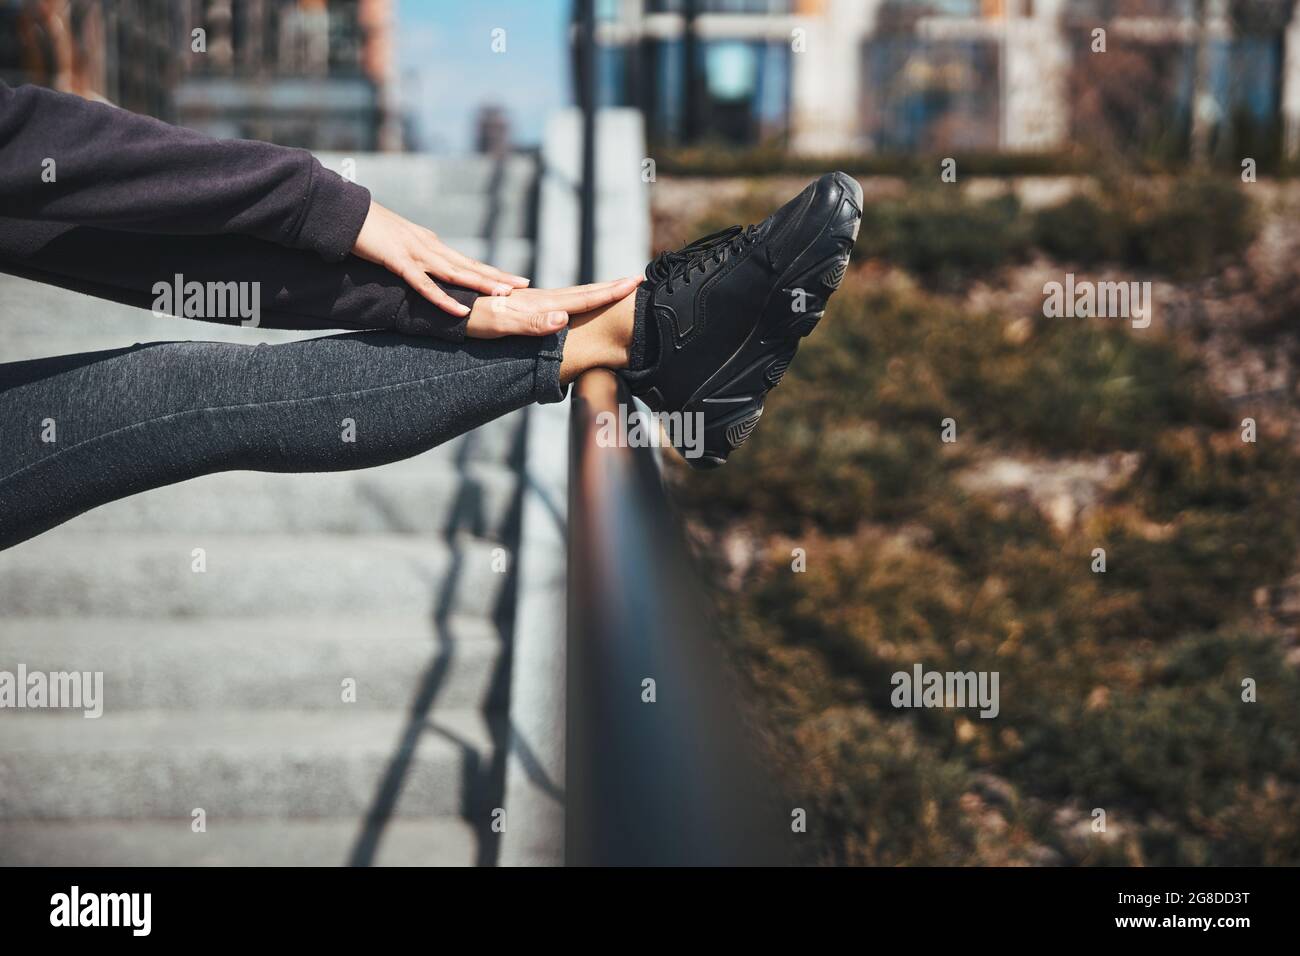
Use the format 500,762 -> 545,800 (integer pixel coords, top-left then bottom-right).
862,35 -> 1001,151
878,0 -> 982,16
706,41 -> 759,100
1063,0 -> 1200,16
632,36 -> 789,145
646,1 -> 794,14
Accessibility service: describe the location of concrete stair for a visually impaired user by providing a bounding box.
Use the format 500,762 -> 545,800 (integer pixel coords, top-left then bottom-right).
0,532 -> 510,619
0,615 -> 506,711
31,464 -> 519,537
0,152 -> 539,866
0,818 -> 479,867
315,153 -> 537,241
0,709 -> 501,820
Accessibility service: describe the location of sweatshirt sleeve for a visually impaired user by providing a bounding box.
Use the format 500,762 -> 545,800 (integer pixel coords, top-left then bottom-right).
0,218 -> 476,343
0,82 -> 371,262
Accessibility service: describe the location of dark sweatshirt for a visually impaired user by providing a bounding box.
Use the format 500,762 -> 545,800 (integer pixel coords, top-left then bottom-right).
0,82 -> 474,341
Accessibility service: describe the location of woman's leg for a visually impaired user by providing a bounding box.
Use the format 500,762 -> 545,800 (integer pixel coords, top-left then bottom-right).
0,299 -> 633,551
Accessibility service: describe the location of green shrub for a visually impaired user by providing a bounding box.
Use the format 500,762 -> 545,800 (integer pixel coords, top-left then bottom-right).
654,146 -> 1085,179
1132,175 -> 1257,278
1032,193 -> 1128,265
670,172 -> 1258,286
1030,177 -> 1258,279
855,188 -> 1031,285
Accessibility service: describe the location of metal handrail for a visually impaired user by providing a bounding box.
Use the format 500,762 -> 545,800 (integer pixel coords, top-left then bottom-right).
565,370 -> 791,865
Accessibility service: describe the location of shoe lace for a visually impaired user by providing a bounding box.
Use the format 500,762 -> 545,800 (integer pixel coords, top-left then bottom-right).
648,224 -> 760,294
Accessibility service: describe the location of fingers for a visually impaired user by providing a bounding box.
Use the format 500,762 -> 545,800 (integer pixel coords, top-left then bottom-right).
354,204 -> 532,301
419,253 -> 515,297
404,267 -> 471,317
414,229 -> 528,294
443,246 -> 529,291
460,273 -> 641,338
521,275 -> 642,313
511,277 -> 640,299
539,277 -> 639,296
466,298 -> 569,338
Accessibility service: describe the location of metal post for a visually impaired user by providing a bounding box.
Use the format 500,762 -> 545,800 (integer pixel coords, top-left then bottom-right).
682,0 -> 699,143
576,0 -> 598,284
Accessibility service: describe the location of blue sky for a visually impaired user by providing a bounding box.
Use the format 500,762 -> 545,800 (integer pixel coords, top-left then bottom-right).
396,0 -> 572,153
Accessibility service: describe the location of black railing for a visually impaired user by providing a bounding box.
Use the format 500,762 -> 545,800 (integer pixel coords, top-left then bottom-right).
565,370 -> 791,865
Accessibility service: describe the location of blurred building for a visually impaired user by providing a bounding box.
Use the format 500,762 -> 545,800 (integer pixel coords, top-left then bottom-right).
590,0 -> 803,147
174,0 -> 400,150
1064,1 -> 1300,161
474,104 -> 513,156
0,0 -> 178,117
0,0 -> 400,150
589,0 -> 1300,158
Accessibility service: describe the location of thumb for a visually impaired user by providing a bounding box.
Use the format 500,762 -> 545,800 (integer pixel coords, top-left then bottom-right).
531,310 -> 569,335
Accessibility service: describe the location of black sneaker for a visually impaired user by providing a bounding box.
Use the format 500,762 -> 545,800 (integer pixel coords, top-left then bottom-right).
622,171 -> 862,468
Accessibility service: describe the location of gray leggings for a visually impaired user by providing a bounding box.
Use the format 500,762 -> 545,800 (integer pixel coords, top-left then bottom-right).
0,219 -> 571,550
0,321 -> 567,551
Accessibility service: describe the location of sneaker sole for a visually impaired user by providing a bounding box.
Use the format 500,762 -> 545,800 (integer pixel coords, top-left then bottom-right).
684,172 -> 863,470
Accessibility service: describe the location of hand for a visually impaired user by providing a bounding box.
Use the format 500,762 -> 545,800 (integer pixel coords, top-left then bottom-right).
466,276 -> 642,338
352,201 -> 529,316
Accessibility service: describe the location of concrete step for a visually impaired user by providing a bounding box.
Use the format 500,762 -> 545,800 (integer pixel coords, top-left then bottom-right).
52,462 -> 519,538
315,151 -> 537,198
0,817 -> 480,866
385,196 -> 532,242
421,154 -> 538,195
0,614 -> 505,712
0,709 -> 503,821
0,533 -> 512,619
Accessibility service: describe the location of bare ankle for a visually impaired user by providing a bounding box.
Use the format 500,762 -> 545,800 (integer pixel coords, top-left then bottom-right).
602,291 -> 636,367
560,292 -> 635,383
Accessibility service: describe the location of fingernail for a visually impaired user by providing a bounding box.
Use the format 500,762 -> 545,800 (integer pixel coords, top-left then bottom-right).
493,283 -> 512,295
513,275 -> 530,286
547,311 -> 568,327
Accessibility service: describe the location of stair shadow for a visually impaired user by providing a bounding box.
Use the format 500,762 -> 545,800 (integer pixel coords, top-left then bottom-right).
347,416 -> 523,867
349,156 -> 533,868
